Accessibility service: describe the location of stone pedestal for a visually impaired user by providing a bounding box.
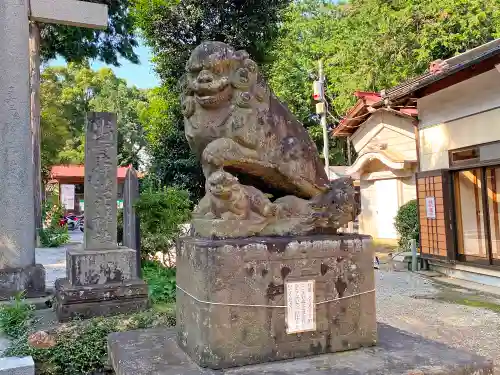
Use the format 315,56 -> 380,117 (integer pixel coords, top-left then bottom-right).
54,247 -> 148,321
0,264 -> 46,300
176,234 -> 377,369
108,325 -> 494,375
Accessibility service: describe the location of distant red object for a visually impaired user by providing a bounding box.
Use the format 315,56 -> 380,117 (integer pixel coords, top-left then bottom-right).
50,165 -> 143,180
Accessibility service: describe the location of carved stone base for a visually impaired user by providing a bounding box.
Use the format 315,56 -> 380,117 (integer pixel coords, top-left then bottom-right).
0,264 -> 46,300
54,279 -> 149,322
54,247 -> 148,322
176,234 -> 376,369
66,247 -> 139,286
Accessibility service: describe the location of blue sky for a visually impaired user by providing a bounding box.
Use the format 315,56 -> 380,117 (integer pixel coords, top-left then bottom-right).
51,42 -> 160,89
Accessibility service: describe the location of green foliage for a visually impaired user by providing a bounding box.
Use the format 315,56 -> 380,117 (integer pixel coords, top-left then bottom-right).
394,199 -> 419,249
40,0 -> 139,66
5,309 -> 175,375
141,260 -> 176,304
117,208 -> 124,245
0,292 -> 35,338
133,0 -> 290,86
39,201 -> 70,248
134,187 -> 191,258
140,88 -> 205,201
40,64 -> 149,179
268,0 -> 500,151
133,0 -> 290,200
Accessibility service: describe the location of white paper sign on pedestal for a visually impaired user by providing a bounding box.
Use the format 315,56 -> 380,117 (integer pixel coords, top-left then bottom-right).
285,280 -> 316,334
61,184 -> 75,210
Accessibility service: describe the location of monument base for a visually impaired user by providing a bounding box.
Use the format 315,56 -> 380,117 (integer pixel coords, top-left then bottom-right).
54,279 -> 149,322
108,324 -> 494,375
177,234 -> 376,369
54,247 -> 148,322
0,264 -> 46,300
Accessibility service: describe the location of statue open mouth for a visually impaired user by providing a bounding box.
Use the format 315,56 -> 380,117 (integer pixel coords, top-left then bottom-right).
194,81 -> 232,107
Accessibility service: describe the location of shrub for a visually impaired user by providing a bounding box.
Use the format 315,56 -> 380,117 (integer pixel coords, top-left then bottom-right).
394,199 -> 419,249
134,187 -> 191,259
142,260 -> 176,304
0,292 -> 35,338
117,208 -> 123,245
39,201 -> 69,247
5,308 -> 175,375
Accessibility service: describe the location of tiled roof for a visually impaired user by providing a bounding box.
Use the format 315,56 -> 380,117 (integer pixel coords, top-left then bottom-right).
50,165 -> 143,179
383,38 -> 500,101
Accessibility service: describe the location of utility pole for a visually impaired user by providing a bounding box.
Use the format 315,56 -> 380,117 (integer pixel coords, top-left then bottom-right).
313,60 -> 330,179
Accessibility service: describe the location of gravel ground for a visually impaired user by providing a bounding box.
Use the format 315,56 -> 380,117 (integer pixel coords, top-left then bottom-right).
376,268 -> 500,372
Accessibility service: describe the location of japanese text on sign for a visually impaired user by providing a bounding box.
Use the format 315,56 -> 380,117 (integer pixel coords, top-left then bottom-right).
61,184 -> 75,210
425,196 -> 436,219
286,280 -> 316,334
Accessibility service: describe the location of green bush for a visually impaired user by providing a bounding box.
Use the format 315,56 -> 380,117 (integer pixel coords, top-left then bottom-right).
394,199 -> 419,249
0,292 -> 35,338
135,187 -> 191,258
5,308 -> 175,375
142,260 -> 176,304
39,201 -> 69,247
117,208 -> 123,245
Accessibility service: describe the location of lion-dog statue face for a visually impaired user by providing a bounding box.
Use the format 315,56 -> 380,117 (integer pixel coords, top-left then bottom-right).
181,41 -> 267,117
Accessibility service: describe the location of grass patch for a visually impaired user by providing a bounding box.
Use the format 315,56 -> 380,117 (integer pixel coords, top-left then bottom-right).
440,297 -> 500,313
0,260 -> 178,374
0,292 -> 35,338
5,308 -> 175,375
141,259 -> 176,304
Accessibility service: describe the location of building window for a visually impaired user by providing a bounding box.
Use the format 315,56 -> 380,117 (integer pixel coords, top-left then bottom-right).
449,147 -> 480,167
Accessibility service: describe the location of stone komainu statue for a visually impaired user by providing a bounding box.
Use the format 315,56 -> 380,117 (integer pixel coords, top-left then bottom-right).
180,41 -> 359,237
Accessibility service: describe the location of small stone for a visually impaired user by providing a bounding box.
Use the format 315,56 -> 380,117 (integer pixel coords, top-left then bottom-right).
28,331 -> 56,349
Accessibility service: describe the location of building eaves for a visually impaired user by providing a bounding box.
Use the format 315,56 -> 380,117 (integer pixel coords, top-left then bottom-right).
383,38 -> 500,102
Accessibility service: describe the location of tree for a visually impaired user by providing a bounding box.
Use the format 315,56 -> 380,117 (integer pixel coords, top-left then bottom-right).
40,0 -> 139,66
133,0 -> 291,201
133,0 -> 290,85
40,64 -> 149,179
139,88 -> 205,200
269,0 -> 500,126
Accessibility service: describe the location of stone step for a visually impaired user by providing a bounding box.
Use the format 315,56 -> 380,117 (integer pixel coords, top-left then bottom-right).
0,356 -> 34,375
0,295 -> 54,311
107,324 -> 493,375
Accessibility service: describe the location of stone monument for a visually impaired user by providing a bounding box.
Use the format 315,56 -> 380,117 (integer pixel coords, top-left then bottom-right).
123,167 -> 141,277
176,41 -> 375,368
107,42 -> 494,375
0,0 -> 45,299
54,112 -> 148,321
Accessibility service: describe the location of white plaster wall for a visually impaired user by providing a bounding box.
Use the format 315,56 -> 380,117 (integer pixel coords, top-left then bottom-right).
351,112 -> 385,153
418,69 -> 500,172
419,69 -> 500,128
400,176 -> 417,205
359,180 -> 377,238
351,110 -> 416,160
359,177 -> 415,240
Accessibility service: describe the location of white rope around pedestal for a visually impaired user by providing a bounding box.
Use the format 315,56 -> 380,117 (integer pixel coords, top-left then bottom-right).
176,285 -> 375,308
